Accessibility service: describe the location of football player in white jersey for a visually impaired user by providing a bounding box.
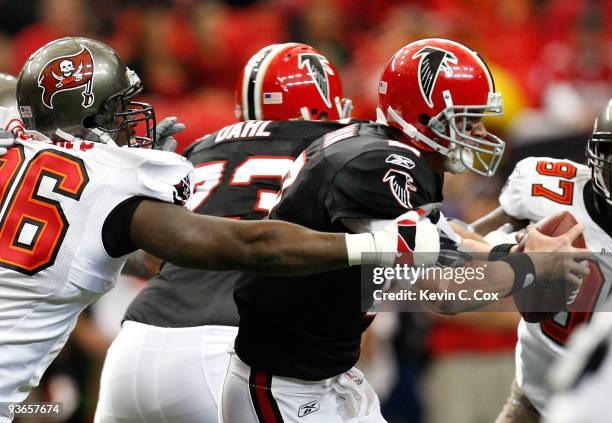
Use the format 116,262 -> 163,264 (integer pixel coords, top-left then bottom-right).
0,37 -> 430,423
472,98 -> 612,422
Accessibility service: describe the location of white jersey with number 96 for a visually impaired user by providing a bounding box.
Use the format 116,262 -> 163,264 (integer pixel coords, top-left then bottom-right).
0,139 -> 193,421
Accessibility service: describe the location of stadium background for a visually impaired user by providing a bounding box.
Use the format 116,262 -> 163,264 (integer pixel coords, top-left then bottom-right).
1,0 -> 610,421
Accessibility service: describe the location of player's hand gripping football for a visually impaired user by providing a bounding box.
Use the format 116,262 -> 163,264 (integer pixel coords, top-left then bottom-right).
154,116 -> 185,152
522,223 -> 591,303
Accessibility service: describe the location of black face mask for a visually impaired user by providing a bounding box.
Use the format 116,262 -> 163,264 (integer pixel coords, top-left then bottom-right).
93,82 -> 156,148
587,138 -> 612,202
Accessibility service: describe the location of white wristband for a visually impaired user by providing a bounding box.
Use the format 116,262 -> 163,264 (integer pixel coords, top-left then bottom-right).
345,232 -> 395,266
345,233 -> 376,266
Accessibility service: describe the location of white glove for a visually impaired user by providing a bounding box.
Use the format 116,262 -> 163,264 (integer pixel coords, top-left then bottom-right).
345,210 -> 440,266
0,130 -> 17,156
155,116 -> 185,152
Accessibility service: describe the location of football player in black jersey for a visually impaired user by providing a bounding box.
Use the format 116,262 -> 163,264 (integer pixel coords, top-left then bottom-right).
0,38 -> 435,421
95,43 -> 359,423
220,38 -> 592,423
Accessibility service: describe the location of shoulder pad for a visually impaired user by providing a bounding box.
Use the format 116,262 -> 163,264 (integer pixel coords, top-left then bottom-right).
183,133 -> 214,157
127,148 -> 195,206
500,157 -> 588,221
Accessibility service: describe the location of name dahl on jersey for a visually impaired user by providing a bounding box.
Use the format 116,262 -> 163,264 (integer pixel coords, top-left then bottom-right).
214,121 -> 272,142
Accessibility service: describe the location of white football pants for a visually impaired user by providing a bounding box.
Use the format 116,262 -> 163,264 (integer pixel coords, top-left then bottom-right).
95,321 -> 237,422
220,351 -> 387,423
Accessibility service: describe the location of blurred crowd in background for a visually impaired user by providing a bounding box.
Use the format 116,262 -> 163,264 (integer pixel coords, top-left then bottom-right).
3,0 -> 611,421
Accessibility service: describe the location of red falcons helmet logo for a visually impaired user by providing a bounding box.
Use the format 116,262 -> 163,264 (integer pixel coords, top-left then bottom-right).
412,46 -> 458,108
298,53 -> 335,108
37,46 -> 95,109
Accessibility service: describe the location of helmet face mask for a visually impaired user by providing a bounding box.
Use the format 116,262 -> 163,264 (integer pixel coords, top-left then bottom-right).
93,83 -> 156,148
17,37 -> 156,148
378,38 -> 505,177
430,93 -> 505,176
235,43 -> 350,122
588,141 -> 612,201
587,99 -> 612,203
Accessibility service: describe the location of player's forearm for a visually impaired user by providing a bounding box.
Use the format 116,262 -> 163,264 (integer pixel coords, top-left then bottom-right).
415,260 -> 514,315
131,200 -> 351,274
449,221 -> 486,242
212,219 -> 350,275
470,206 -> 528,236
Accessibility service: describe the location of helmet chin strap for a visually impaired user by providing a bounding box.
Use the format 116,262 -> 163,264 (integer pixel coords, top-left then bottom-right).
300,107 -> 311,120
439,90 -> 467,174
341,98 -> 353,119
375,107 -> 387,124
334,97 -> 343,120
385,106 -> 451,155
53,128 -> 118,146
301,97 -> 353,121
385,98 -> 470,175
89,128 -> 119,146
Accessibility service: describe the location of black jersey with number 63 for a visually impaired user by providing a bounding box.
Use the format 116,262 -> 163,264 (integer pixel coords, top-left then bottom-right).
234,122 -> 444,380
124,120 -> 354,327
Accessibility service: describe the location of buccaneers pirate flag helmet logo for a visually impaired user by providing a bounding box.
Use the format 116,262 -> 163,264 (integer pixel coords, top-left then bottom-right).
37,45 -> 95,109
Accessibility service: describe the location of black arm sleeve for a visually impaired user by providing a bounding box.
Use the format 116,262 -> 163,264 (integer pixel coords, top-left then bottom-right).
102,196 -> 147,258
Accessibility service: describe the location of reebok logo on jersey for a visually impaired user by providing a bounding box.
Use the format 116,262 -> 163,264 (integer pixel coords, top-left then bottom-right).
383,169 -> 417,209
298,400 -> 320,418
386,154 -> 415,170
344,370 -> 364,386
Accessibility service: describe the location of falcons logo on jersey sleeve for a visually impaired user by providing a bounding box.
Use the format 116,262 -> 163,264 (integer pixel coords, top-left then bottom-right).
383,169 -> 417,209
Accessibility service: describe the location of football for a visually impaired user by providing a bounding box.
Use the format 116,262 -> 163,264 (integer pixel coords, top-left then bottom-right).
537,211 -> 586,248
514,211 -> 584,323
